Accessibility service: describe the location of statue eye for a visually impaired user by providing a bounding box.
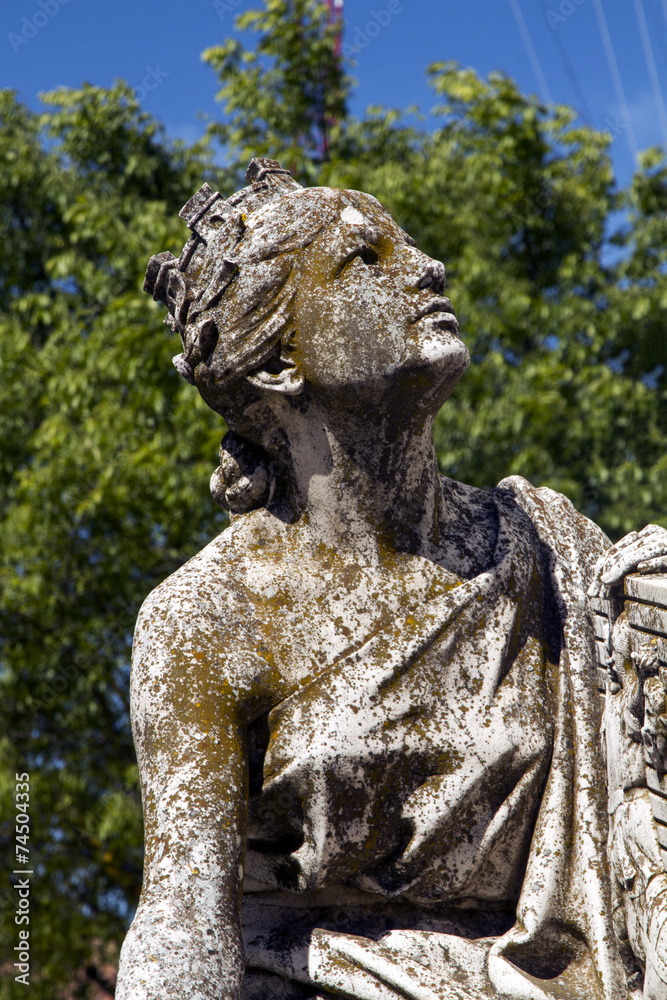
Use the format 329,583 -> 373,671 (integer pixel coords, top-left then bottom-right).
337,246 -> 379,276
357,247 -> 379,265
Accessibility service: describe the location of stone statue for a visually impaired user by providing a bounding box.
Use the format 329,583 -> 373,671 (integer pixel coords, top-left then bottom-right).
115,159 -> 667,1000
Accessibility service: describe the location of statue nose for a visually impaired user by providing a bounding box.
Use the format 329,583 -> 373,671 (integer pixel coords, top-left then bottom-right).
416,261 -> 446,294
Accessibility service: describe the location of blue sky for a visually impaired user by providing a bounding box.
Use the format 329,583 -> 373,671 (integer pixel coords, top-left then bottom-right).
2,0 -> 666,189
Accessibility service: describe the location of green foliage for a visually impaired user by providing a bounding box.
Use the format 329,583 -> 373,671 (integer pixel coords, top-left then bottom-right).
1,1 -> 666,994
0,84 -> 227,997
202,0 -> 351,183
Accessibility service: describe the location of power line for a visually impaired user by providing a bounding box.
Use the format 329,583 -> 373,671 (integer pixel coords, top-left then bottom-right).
508,0 -> 553,104
646,0 -> 667,82
634,0 -> 667,149
537,0 -> 594,126
591,0 -> 639,159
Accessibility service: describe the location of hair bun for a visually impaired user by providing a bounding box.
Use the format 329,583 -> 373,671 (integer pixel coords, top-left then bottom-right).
210,432 -> 271,514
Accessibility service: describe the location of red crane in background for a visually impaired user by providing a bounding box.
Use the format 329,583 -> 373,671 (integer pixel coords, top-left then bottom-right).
320,0 -> 343,160
327,0 -> 344,58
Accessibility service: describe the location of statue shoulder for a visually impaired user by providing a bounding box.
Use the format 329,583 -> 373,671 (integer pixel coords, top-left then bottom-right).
130,515 -> 288,723
138,531 -> 234,619
496,474 -> 610,548
133,517 -> 268,660
495,474 -> 611,596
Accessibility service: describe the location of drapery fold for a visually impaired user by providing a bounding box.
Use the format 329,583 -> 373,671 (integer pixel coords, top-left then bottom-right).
240,477 -> 629,999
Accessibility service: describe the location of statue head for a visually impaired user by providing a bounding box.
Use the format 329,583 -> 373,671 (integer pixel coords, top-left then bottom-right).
144,159 -> 469,513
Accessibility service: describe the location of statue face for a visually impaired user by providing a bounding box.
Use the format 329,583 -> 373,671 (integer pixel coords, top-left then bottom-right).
290,193 -> 470,412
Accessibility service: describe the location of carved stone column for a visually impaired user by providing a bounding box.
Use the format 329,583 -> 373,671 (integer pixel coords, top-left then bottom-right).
598,574 -> 667,995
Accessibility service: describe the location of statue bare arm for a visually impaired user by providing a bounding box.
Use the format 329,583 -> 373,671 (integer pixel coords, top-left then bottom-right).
115,581 -> 250,1000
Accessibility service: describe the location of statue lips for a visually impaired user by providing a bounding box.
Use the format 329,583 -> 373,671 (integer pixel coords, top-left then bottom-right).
412,297 -> 460,336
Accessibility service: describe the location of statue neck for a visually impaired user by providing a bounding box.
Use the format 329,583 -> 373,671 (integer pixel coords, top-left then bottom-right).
275,400 -> 446,565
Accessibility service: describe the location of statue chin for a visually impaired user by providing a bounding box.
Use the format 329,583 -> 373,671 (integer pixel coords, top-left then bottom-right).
413,327 -> 470,382
389,334 -> 470,414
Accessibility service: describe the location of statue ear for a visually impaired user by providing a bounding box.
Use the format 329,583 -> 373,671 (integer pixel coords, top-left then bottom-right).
246,357 -> 304,396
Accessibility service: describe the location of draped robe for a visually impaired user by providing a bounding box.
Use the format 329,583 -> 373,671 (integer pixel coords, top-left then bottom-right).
239,477 -> 628,999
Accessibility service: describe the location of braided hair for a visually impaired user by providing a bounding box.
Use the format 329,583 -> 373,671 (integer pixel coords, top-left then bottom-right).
144,158 -> 343,514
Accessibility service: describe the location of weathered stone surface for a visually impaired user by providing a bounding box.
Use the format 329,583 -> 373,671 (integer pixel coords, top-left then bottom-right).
626,573 -> 667,608
114,160 -> 667,1000
604,563 -> 667,998
626,599 -> 667,636
593,612 -> 611,640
